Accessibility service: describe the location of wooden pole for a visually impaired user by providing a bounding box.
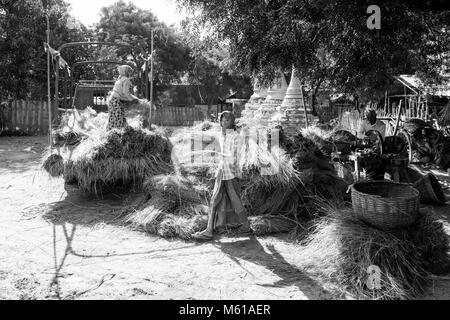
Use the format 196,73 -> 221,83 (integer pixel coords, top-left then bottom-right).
393,100 -> 403,137
302,85 -> 309,128
148,29 -> 154,128
144,59 -> 149,99
45,9 -> 52,149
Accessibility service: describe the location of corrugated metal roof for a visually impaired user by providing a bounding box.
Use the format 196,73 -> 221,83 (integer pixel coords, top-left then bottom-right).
397,74 -> 450,97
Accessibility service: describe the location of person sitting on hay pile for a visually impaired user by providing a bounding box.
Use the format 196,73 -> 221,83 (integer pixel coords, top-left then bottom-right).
106,65 -> 139,130
192,111 -> 253,240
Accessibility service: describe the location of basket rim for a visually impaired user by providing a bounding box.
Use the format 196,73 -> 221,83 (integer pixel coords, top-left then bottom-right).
351,181 -> 419,200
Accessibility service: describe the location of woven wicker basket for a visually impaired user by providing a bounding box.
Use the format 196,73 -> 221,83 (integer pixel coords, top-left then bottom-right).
351,181 -> 420,230
413,173 -> 447,205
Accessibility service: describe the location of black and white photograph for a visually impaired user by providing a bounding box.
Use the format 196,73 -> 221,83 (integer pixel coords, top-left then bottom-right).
0,0 -> 449,305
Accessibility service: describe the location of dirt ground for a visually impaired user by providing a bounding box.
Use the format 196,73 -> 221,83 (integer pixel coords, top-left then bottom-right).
1,135 -> 449,300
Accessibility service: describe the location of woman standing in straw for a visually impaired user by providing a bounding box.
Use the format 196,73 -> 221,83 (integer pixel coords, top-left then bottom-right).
106,65 -> 138,130
192,111 -> 252,240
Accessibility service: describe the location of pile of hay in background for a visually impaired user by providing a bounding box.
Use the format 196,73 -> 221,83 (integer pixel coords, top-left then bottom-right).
300,126 -> 334,156
280,130 -> 349,200
298,201 -> 450,299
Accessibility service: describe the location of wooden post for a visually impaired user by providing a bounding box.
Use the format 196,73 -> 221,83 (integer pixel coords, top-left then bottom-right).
25,101 -> 30,133
11,100 -> 15,130
34,101 -> 37,133
45,8 -> 52,148
69,71 -> 74,108
38,101 -> 42,133
393,100 -> 403,137
144,59 -> 149,99
403,85 -> 407,116
148,29 -> 154,128
301,85 -> 309,128
43,102 -> 48,134
30,102 -> 35,133
21,100 -> 26,132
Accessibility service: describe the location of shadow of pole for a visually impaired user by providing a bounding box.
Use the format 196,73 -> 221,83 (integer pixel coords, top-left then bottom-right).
51,223 -> 76,299
215,236 -> 336,299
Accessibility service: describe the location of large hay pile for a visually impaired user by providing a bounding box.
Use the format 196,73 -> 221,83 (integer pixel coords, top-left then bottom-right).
299,202 -> 450,299
43,109 -> 173,193
62,126 -> 172,193
125,121 -> 348,239
126,122 -> 304,239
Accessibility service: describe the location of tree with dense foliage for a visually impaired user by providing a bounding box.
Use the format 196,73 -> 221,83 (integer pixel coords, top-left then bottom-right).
94,1 -> 191,99
0,0 -> 91,100
177,0 -> 450,104
180,18 -> 252,105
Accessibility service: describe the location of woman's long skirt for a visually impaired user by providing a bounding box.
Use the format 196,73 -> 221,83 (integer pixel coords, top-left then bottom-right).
211,169 -> 248,231
107,97 -> 127,130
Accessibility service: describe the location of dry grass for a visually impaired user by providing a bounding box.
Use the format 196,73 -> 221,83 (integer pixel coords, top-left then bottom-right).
298,200 -> 450,300
43,114 -> 173,193
126,120 -> 348,239
41,153 -> 64,177
300,126 -> 334,155
125,172 -> 211,239
249,216 -> 298,235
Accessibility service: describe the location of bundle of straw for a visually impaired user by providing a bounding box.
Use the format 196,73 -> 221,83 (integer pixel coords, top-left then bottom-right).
58,107 -> 107,136
299,202 -> 449,299
249,216 -> 298,235
125,172 -> 211,239
42,153 -> 64,177
300,126 -> 334,155
143,173 -> 211,209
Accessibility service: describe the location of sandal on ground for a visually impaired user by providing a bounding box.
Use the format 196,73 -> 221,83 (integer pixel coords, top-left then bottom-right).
192,230 -> 213,241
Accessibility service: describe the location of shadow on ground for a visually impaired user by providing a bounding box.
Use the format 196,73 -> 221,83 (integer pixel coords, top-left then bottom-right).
215,236 -> 337,299
34,186 -> 205,299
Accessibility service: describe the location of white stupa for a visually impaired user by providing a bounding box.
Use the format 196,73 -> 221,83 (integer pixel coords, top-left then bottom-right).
241,79 -> 268,118
255,71 -> 288,126
270,66 -> 313,136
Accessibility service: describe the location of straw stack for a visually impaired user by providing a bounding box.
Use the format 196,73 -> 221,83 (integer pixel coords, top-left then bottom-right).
254,71 -> 288,126
270,67 -> 311,137
241,79 -> 268,119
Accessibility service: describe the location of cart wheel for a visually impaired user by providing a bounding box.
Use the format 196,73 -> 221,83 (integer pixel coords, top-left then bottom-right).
395,129 -> 413,164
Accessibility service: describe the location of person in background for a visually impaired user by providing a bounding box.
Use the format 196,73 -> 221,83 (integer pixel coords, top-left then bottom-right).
106,65 -> 138,130
357,108 -> 386,139
192,111 -> 252,240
